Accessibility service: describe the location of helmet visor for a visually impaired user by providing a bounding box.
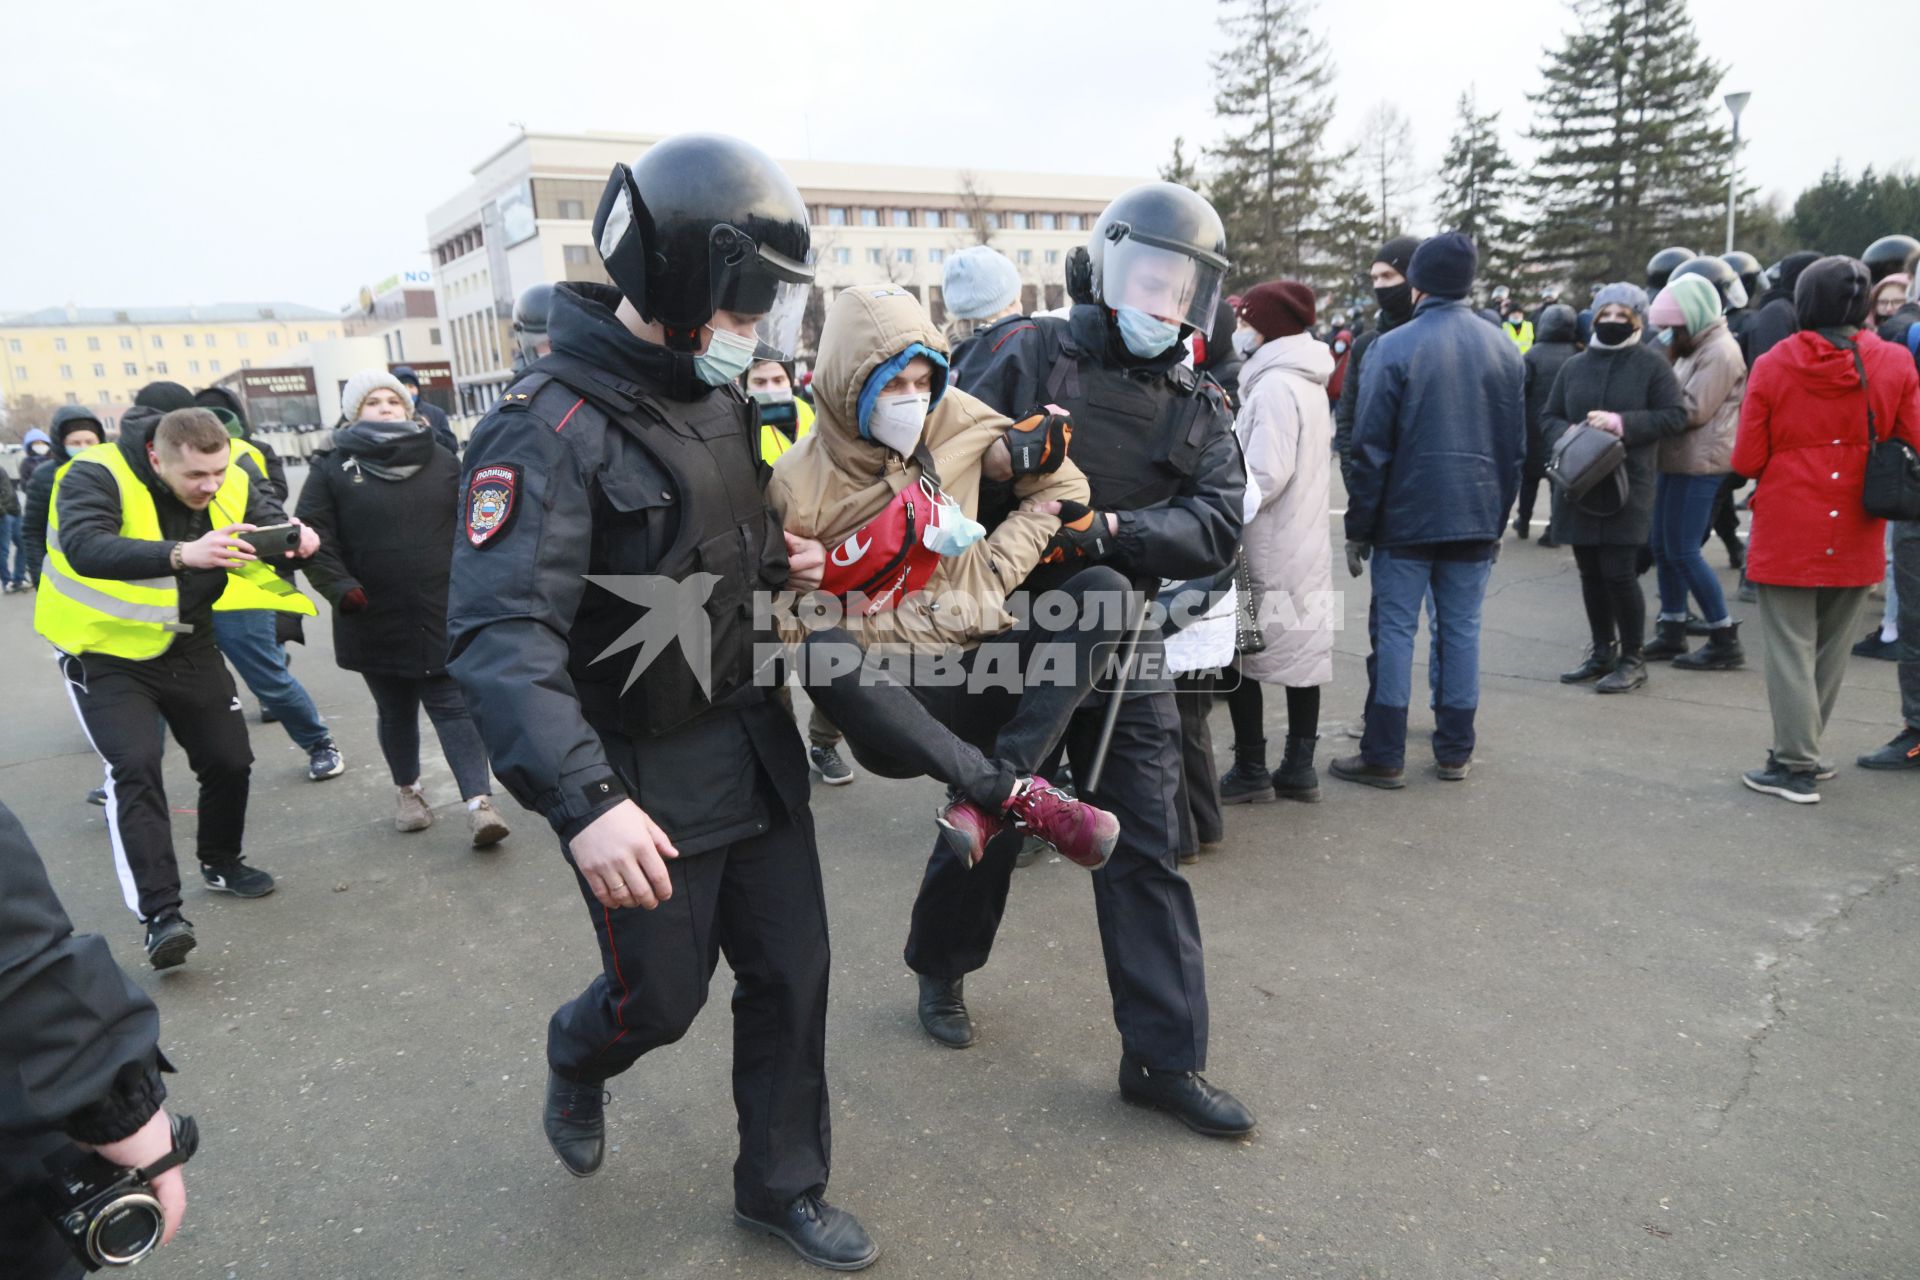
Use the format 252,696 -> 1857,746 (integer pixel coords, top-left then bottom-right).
1096,238 -> 1224,331
714,233 -> 814,360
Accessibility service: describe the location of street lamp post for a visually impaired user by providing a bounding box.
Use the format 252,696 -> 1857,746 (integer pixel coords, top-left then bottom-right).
1724,92 -> 1751,254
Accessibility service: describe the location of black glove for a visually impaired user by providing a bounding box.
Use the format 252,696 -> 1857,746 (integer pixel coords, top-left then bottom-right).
1003,406 -> 1072,477
1344,540 -> 1371,578
1041,500 -> 1114,565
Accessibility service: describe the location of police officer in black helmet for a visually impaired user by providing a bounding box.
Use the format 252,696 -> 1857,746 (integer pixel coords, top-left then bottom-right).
511,282 -> 554,372
923,180 -> 1256,1139
1646,246 -> 1696,293
445,133 -> 877,1271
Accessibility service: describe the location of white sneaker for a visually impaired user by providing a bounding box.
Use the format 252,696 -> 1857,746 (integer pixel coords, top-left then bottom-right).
395,785 -> 433,832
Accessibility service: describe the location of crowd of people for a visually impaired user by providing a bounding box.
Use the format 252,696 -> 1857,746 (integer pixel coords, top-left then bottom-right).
5,127 -> 1919,1275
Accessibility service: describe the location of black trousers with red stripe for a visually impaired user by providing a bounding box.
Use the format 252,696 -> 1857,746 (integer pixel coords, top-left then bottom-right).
546,807 -> 831,1216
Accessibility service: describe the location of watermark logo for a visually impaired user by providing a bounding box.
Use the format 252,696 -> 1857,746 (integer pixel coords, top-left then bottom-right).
584,573 -> 721,694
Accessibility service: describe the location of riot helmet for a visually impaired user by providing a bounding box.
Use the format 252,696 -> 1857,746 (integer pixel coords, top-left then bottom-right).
592,133 -> 815,355
512,283 -> 554,370
1087,181 -> 1229,333
1670,255 -> 1748,311
1862,234 -> 1920,283
1064,245 -> 1095,306
1646,246 -> 1696,291
1720,251 -> 1764,304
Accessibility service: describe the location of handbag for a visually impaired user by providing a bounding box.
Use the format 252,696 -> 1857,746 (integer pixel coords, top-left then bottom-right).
1546,420 -> 1629,514
1843,338 -> 1920,520
1232,549 -> 1266,655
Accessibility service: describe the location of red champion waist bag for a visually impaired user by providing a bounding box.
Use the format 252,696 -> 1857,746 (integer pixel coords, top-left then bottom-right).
817,472 -> 957,615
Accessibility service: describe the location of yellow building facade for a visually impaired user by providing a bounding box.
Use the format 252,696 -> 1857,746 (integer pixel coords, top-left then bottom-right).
1,303 -> 341,431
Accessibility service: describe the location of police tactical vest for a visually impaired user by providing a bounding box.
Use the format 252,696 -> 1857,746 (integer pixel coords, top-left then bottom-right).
36,442 -> 314,660
505,357 -> 782,737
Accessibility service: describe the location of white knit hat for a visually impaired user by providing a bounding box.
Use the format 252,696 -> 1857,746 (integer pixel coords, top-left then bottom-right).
340,368 -> 413,423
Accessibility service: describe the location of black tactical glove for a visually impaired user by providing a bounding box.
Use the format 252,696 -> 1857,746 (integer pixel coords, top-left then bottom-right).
1003,406 -> 1072,477
1041,500 -> 1114,565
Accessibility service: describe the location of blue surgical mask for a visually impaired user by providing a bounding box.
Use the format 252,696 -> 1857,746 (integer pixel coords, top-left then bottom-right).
1115,307 -> 1181,359
694,325 -> 760,387
922,497 -> 986,557
1231,327 -> 1261,359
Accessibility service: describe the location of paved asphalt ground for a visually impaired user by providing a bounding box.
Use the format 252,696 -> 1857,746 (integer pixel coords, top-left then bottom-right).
2,474 -> 1915,1280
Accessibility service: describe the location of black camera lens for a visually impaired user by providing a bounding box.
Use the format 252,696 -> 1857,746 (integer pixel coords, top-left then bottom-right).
90,1193 -> 163,1266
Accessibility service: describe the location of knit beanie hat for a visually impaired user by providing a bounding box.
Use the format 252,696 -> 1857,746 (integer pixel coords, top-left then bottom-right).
942,246 -> 1023,321
1794,256 -> 1872,331
1237,280 -> 1317,340
1374,235 -> 1421,275
1648,275 -> 1721,333
340,368 -> 414,423
133,381 -> 195,412
1407,233 -> 1478,300
1591,282 -> 1651,328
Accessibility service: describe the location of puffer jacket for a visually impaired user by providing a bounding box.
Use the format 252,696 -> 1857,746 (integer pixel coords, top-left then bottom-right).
1733,329 -> 1920,588
1235,334 -> 1336,688
1658,318 -> 1745,476
767,285 -> 1086,653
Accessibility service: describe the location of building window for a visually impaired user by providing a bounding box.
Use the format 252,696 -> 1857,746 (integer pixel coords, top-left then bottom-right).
151,335 -> 163,349
891,209 -> 911,228
559,198 -> 586,220
120,336 -> 133,350
54,337 -> 67,352
296,330 -> 308,342
896,248 -> 914,264
98,390 -> 112,404
268,333 -> 279,346
1009,213 -> 1030,230
327,329 -> 338,339
92,362 -> 105,377
1017,250 -> 1032,266
859,208 -> 878,227
953,212 -> 971,230
87,336 -> 101,351
1041,213 -> 1058,230
563,244 -> 591,265
1045,249 -> 1059,265
155,361 -> 168,374
123,362 -> 137,375
59,363 -> 73,379
236,333 -> 249,348
826,207 -> 847,226
242,358 -> 253,369
189,360 -> 201,374
183,334 -> 195,347
429,328 -> 441,346
1066,214 -> 1085,231
6,339 -> 19,353
210,360 -> 221,373
205,334 -> 216,346
11,365 -> 24,380
924,210 -> 943,229
833,248 -> 851,265
928,248 -> 945,264
65,393 -> 79,404
985,214 -> 1001,230
866,248 -> 884,264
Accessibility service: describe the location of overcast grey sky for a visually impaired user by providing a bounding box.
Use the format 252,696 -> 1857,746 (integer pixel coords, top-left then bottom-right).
6,0 -> 1910,310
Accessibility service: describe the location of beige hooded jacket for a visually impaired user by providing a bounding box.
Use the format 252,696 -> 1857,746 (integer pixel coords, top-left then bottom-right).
767,285 -> 1087,653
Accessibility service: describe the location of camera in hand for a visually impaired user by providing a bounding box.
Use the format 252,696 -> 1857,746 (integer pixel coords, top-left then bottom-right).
39,1113 -> 197,1269
237,522 -> 300,557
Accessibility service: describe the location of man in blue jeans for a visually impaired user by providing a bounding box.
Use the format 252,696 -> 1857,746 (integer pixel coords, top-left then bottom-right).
1335,232 -> 1525,787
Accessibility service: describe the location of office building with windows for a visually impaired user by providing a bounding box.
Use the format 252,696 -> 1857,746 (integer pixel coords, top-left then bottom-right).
425,131 -> 1137,417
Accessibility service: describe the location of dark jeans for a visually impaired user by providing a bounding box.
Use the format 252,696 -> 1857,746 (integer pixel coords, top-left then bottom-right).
0,512 -> 24,586
1652,473 -> 1731,623
212,610 -> 330,751
1895,521 -> 1920,730
1572,543 -> 1647,656
548,809 -> 830,1216
360,672 -> 494,798
1360,549 -> 1491,769
58,647 -> 252,921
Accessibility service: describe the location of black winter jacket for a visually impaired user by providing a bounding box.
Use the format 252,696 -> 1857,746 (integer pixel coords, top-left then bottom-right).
296,425 -> 460,677
1523,306 -> 1583,473
0,802 -> 169,1280
22,407 -> 109,585
1541,340 -> 1686,546
1334,308 -> 1407,489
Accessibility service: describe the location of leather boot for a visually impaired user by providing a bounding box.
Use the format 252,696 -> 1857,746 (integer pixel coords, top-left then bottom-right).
735,1194 -> 879,1271
1595,653 -> 1648,693
1672,622 -> 1745,671
544,1069 -> 607,1177
1118,1056 -> 1256,1137
916,974 -> 974,1048
1642,619 -> 1690,661
1270,734 -> 1321,802
1217,739 -> 1274,805
1559,643 -> 1618,684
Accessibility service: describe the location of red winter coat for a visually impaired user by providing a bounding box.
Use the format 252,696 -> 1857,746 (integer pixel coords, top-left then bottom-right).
1733,330 -> 1920,588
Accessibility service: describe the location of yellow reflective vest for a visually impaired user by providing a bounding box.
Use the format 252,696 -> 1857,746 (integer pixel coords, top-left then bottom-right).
35,440 -> 314,660
758,397 -> 815,467
1505,320 -> 1535,354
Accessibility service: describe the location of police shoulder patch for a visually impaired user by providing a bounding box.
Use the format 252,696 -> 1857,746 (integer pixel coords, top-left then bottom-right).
466,463 -> 520,547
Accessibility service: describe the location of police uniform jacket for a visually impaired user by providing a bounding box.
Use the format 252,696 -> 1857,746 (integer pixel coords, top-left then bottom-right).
446,284 -> 807,853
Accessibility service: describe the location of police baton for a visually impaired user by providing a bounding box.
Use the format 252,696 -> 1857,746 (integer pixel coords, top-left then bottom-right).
1083,593 -> 1153,794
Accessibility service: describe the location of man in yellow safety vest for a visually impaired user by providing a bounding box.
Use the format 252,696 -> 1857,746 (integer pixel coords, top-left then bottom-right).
36,403 -> 318,970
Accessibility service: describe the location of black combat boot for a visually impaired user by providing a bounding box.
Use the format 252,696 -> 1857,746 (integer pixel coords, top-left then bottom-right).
1642,619 -> 1690,661
1218,739 -> 1274,805
1269,734 -> 1321,802
1595,652 -> 1648,693
916,974 -> 974,1048
1559,643 -> 1618,684
1672,622 -> 1745,671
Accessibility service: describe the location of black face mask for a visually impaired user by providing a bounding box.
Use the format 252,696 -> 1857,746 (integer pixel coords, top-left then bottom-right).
1593,320 -> 1636,347
1374,282 -> 1414,321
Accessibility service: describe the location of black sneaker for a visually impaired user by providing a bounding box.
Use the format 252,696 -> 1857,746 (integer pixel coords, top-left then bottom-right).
1857,728 -> 1920,771
1851,632 -> 1900,661
809,744 -> 854,786
307,739 -> 345,781
86,785 -> 108,807
201,859 -> 276,897
735,1194 -> 879,1271
1741,756 -> 1820,804
145,913 -> 196,970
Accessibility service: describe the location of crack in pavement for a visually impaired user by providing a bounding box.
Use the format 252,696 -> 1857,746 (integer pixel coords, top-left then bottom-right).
1703,862 -> 1916,1139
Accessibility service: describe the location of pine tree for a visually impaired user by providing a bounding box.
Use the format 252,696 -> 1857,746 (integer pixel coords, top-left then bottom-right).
1787,163 -> 1920,256
1437,89 -> 1528,290
1160,136 -> 1199,188
1526,0 -> 1731,285
1206,0 -> 1345,291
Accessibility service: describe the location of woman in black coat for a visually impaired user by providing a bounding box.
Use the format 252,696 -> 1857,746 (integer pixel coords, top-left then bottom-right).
1541,283 -> 1687,694
296,369 -> 509,847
